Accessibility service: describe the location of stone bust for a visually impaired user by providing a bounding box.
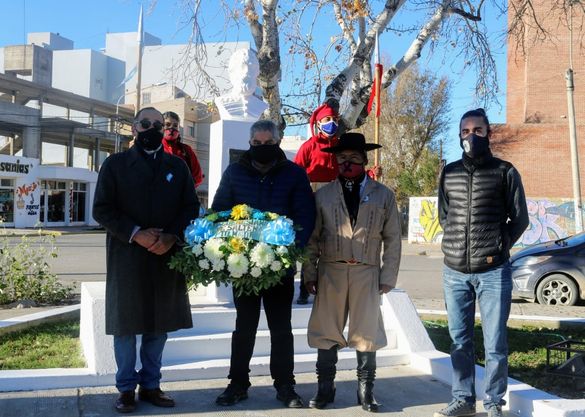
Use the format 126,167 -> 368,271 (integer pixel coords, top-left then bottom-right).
215,48 -> 268,121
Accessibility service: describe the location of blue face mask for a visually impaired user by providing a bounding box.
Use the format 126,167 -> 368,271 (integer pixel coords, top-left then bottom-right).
319,120 -> 338,136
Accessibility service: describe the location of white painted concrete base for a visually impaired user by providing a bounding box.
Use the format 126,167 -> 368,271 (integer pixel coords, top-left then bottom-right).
2,284 -> 585,416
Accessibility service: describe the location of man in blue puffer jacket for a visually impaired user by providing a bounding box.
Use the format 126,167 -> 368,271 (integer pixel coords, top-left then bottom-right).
212,119 -> 316,409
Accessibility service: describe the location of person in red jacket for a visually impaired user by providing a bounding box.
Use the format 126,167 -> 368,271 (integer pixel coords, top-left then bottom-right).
294,103 -> 340,186
162,111 -> 204,188
293,103 -> 340,305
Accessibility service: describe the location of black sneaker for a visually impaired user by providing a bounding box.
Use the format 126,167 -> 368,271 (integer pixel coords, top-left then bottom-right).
276,384 -> 304,408
216,382 -> 248,406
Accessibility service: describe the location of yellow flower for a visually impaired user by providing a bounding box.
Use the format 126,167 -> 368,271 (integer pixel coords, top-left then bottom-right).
267,212 -> 279,220
231,204 -> 251,220
230,237 -> 247,253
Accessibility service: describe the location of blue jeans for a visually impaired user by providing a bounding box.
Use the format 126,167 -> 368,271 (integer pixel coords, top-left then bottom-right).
443,262 -> 512,408
113,333 -> 168,392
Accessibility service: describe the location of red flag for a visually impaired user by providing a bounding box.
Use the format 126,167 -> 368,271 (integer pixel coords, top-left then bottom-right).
367,63 -> 383,117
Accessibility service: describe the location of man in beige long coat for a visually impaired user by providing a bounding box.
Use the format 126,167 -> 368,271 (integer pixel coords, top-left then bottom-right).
303,132 -> 402,413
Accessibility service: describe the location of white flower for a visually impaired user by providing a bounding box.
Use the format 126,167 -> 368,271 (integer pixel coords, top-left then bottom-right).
204,238 -> 224,262
227,253 -> 249,278
270,260 -> 282,272
276,245 -> 288,255
191,244 -> 203,256
212,259 -> 226,271
250,267 -> 262,278
198,259 -> 210,270
250,242 -> 275,268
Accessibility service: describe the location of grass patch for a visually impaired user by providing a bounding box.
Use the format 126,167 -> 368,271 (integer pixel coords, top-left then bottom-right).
424,319 -> 585,399
0,320 -> 85,370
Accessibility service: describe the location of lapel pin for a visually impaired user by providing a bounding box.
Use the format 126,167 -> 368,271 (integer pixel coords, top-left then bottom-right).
166,173 -> 173,182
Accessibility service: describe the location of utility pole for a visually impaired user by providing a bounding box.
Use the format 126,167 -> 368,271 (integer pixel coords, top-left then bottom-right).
566,0 -> 583,233
135,5 -> 144,116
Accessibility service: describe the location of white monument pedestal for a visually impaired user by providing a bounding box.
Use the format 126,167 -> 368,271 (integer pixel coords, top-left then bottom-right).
203,119 -> 259,304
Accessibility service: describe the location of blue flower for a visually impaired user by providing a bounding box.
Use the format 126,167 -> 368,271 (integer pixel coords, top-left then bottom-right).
261,217 -> 296,246
218,210 -> 231,219
184,218 -> 216,245
252,210 -> 267,220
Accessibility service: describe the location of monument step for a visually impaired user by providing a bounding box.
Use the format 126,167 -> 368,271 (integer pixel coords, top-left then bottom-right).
163,328 -> 398,363
181,304 -> 388,336
178,305 -> 312,335
160,349 -> 411,382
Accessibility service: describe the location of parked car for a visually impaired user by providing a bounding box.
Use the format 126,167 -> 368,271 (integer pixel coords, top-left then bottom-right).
511,232 -> 585,306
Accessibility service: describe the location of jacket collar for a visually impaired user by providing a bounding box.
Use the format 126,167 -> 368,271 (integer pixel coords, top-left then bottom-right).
126,144 -> 175,173
462,150 -> 494,171
312,134 -> 338,146
238,148 -> 289,175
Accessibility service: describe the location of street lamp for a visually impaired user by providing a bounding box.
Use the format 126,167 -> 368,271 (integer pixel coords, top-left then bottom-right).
115,92 -> 134,153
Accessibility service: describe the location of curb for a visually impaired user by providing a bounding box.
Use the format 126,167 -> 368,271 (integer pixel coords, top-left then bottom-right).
418,309 -> 585,330
0,305 -> 81,336
0,229 -> 104,238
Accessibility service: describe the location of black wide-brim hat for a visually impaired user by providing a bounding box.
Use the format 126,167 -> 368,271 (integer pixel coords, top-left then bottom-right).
322,132 -> 382,153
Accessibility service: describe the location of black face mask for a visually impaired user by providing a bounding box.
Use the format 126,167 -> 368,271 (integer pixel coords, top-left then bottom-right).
250,144 -> 280,164
136,129 -> 164,151
460,133 -> 489,159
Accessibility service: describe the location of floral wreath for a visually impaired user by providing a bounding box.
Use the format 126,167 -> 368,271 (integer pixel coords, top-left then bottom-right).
169,204 -> 305,296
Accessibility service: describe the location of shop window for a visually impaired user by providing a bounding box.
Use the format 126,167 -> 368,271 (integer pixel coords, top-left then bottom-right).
41,180 -> 67,223
0,179 -> 15,223
69,182 -> 87,223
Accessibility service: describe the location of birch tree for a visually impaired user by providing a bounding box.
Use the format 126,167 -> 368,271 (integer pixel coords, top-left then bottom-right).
170,0 -> 508,133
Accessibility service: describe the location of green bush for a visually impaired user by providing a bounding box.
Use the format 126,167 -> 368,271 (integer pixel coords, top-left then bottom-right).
0,234 -> 73,305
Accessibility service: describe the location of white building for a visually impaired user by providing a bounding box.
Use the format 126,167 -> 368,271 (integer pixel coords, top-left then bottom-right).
0,30 -> 252,228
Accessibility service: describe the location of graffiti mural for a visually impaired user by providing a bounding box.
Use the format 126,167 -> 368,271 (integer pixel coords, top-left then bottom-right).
408,197 -> 443,243
409,196 -> 578,246
519,199 -> 575,247
15,182 -> 40,216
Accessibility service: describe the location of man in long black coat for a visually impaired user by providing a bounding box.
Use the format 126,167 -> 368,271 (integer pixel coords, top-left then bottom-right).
93,107 -> 199,413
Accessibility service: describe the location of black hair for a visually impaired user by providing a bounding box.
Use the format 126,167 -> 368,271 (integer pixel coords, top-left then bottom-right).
460,108 -> 490,133
163,111 -> 180,122
134,106 -> 162,122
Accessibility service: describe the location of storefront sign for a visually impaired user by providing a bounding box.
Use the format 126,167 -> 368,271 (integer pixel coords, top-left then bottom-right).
0,160 -> 33,174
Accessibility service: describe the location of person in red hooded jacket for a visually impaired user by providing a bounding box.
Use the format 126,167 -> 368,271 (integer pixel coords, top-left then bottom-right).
162,111 -> 204,188
294,103 -> 340,186
293,103 -> 339,305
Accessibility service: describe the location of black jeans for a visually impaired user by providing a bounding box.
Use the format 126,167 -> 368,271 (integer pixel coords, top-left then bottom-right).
228,273 -> 295,389
298,271 -> 309,298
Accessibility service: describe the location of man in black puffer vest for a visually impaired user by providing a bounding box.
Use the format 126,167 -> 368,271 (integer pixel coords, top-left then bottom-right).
434,109 -> 528,417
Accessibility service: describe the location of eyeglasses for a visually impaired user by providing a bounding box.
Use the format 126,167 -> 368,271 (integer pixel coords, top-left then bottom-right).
135,119 -> 163,130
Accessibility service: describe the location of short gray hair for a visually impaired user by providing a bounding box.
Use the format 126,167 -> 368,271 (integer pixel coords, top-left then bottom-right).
250,120 -> 280,141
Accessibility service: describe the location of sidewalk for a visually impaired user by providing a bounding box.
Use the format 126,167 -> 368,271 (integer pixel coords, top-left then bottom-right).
0,365 -> 477,417
0,225 -> 104,237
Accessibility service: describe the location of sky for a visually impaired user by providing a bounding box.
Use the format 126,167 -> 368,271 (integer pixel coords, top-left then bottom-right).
0,0 -> 509,162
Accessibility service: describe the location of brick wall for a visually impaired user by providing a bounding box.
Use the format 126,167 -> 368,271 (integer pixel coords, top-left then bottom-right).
507,0 -> 585,124
500,0 -> 585,198
492,124 -> 585,198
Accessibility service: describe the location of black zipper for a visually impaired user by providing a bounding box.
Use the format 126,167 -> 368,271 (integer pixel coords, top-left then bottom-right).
466,172 -> 473,273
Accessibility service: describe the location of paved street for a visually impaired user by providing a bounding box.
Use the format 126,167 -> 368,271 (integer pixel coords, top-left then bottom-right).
3,232 -> 585,321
